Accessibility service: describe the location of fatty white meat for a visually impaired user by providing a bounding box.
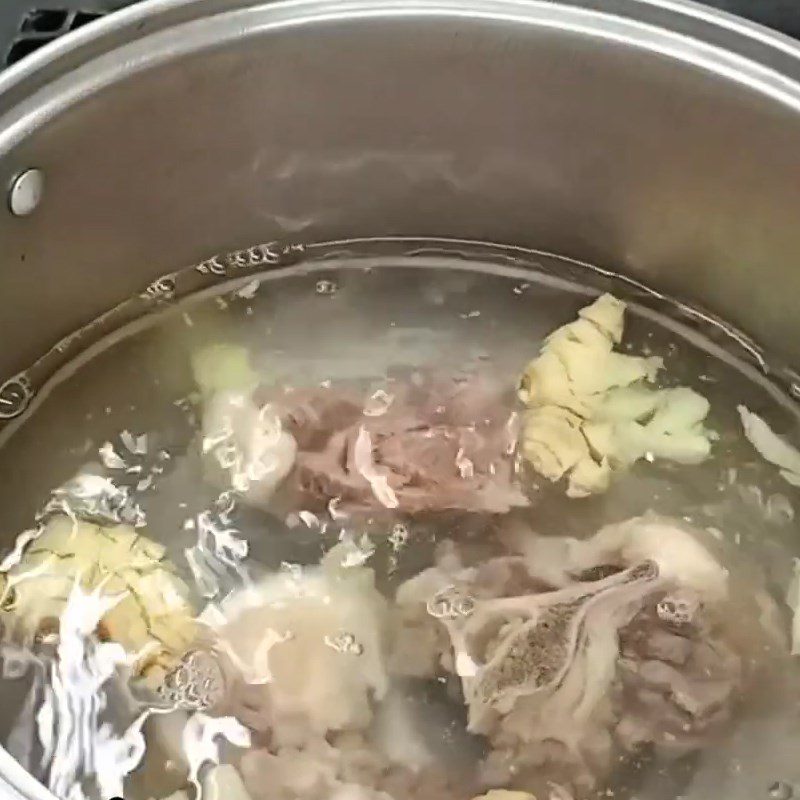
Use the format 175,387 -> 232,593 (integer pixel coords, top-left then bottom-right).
210,545 -> 389,743
391,515 -> 750,795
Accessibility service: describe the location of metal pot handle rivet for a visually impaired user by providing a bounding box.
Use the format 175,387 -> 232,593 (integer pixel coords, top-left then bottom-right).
8,168 -> 44,216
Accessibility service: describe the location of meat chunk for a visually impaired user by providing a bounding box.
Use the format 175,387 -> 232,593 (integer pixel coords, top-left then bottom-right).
392,517 -> 754,796
615,597 -> 743,757
279,375 -> 528,516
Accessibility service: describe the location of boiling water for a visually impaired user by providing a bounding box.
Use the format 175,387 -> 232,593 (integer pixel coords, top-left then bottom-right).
0,255 -> 799,800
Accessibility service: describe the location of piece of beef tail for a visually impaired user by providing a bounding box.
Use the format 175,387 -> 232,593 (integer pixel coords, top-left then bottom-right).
279,374 -> 528,516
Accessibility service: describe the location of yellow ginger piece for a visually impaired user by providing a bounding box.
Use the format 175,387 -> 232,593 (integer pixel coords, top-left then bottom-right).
0,515 -> 197,682
519,294 -> 713,497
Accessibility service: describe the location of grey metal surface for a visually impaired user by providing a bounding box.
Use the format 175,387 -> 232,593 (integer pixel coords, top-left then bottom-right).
1,0 -> 800,380
0,0 -> 798,69
0,0 -> 799,797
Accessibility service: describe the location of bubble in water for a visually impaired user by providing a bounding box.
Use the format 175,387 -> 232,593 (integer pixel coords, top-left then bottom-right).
315,279 -> 338,296
363,389 -> 395,417
389,523 -> 409,552
159,650 -> 226,712
0,375 -> 32,419
657,590 -> 701,628
427,586 -> 475,620
456,596 -> 475,616
324,631 -> 364,656
140,275 -> 176,301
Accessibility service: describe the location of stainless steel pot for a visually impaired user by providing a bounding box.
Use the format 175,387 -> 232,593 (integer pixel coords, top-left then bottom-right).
1,0 -> 800,796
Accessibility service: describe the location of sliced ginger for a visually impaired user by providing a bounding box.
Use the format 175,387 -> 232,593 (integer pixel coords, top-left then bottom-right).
0,515 -> 197,683
519,294 -> 714,497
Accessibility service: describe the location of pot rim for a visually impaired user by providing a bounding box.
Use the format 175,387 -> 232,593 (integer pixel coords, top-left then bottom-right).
0,0 -> 800,798
2,0 -> 800,136
2,0 -> 800,85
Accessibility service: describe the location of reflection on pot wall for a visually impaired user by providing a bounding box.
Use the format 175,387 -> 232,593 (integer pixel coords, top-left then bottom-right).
0,2 -> 798,383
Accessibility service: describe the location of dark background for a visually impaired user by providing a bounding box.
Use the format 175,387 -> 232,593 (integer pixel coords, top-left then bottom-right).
706,0 -> 800,37
1,0 -> 800,70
